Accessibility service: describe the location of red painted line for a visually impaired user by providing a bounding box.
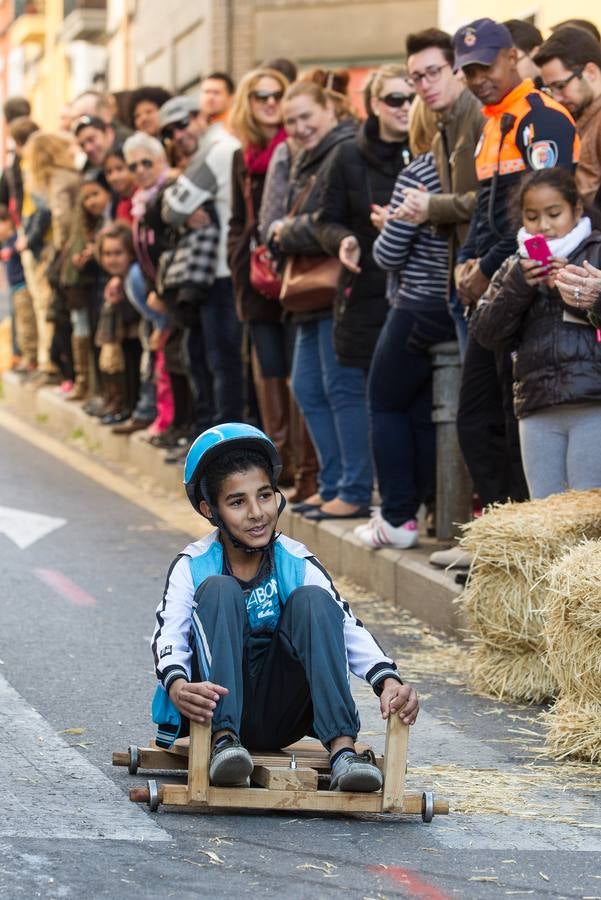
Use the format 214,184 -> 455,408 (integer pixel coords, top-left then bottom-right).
368,864 -> 448,900
34,568 -> 96,608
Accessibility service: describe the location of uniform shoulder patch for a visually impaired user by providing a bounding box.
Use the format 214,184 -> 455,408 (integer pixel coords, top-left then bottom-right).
527,140 -> 558,170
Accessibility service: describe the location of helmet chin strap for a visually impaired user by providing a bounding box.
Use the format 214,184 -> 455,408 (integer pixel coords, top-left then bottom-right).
202,490 -> 287,555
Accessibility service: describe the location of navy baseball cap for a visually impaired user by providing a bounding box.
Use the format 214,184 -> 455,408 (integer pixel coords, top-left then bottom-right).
453,18 -> 513,72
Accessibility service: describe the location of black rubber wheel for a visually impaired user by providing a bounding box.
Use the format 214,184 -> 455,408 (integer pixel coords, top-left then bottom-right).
147,779 -> 159,812
421,791 -> 434,823
128,745 -> 139,775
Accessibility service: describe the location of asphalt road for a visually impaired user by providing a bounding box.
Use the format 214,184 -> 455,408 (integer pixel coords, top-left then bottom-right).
1,421 -> 600,900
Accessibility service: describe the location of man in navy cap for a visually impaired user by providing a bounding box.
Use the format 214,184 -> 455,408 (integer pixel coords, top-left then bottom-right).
454,18 -> 580,510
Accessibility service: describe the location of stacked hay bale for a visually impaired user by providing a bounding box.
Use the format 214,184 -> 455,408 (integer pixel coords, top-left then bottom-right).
543,540 -> 601,763
460,490 -> 601,704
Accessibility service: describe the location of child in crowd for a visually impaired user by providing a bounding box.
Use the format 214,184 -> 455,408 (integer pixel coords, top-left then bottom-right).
103,148 -> 136,224
471,168 -> 601,498
0,205 -> 37,373
152,423 -> 418,789
95,223 -> 141,424
59,169 -> 112,404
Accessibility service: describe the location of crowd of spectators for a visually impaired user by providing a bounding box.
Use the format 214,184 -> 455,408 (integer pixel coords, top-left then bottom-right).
4,16 -> 601,570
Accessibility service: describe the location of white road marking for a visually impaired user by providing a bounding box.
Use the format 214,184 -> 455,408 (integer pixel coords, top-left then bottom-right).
0,505 -> 66,549
0,673 -> 169,841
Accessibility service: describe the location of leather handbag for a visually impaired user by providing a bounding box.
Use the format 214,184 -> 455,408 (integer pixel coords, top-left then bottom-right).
249,239 -> 281,300
279,254 -> 341,313
278,173 -> 341,313
244,175 -> 282,300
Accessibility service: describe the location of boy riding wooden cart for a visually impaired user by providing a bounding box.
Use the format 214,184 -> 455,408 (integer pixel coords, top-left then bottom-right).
114,424 -> 448,821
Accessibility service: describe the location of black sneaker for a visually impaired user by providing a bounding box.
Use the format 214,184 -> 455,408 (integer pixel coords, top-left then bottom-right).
209,734 -> 254,786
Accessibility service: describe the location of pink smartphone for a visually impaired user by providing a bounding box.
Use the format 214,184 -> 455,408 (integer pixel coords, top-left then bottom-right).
524,234 -> 552,266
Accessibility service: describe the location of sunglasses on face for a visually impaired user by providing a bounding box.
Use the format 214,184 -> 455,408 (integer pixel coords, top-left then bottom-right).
161,116 -> 191,140
379,92 -> 416,108
250,90 -> 284,104
127,158 -> 154,172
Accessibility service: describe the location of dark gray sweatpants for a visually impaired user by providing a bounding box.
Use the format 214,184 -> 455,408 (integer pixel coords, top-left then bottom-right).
190,575 -> 361,750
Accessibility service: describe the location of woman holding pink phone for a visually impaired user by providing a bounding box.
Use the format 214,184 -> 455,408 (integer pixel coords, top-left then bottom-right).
470,168 -> 601,499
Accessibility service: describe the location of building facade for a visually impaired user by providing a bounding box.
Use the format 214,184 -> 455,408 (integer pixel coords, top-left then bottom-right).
439,0 -> 601,36
4,0 -> 601,133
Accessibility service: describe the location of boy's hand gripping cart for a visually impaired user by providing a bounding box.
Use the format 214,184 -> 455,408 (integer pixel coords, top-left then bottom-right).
114,714 -> 449,821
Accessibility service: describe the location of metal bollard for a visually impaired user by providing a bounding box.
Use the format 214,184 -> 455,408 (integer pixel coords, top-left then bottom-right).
429,341 -> 472,541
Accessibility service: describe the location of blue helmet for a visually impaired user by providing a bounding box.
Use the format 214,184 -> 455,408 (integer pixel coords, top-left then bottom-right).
183,423 -> 282,511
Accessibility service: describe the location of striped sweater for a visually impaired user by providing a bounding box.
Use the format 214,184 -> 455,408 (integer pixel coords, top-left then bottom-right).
372,152 -> 448,311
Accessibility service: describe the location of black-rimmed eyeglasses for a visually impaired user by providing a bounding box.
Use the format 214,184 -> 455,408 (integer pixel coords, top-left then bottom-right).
409,63 -> 451,86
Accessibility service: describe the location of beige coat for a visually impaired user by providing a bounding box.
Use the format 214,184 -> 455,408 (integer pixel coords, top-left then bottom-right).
575,93 -> 601,205
427,88 -> 484,288
47,167 -> 82,251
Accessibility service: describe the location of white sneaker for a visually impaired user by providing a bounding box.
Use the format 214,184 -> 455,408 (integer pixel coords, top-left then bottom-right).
429,546 -> 473,570
354,515 -> 418,549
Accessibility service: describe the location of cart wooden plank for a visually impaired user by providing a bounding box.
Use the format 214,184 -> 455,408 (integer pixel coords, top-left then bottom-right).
251,765 -> 318,791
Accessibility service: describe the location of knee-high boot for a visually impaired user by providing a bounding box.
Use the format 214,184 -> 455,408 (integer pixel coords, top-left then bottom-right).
66,335 -> 91,401
251,346 -> 294,486
291,418 -> 319,503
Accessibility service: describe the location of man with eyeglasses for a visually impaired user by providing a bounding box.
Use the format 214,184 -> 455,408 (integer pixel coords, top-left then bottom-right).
534,26 -> 601,203
159,95 -> 244,447
453,18 -> 580,513
401,28 -> 484,357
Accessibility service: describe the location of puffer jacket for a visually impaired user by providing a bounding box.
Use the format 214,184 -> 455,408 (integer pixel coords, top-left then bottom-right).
470,230 -> 601,418
316,115 -> 411,368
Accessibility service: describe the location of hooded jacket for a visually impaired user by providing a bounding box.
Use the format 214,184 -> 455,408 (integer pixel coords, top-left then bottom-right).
470,230 -> 601,418
316,115 -> 412,368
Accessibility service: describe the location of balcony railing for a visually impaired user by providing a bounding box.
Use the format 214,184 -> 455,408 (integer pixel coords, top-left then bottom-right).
61,0 -> 106,42
14,0 -> 45,17
63,0 -> 105,16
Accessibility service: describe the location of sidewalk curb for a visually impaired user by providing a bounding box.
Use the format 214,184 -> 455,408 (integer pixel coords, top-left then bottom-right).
1,372 -> 466,636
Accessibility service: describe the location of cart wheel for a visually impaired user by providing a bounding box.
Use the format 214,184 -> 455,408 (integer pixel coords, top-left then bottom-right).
147,779 -> 160,812
128,745 -> 139,775
421,791 -> 434,823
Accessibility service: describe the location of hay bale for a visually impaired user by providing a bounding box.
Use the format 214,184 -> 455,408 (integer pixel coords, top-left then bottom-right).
470,645 -> 557,704
542,698 -> 601,763
460,491 -> 601,703
545,540 -> 601,704
541,540 -> 601,762
462,568 -> 546,651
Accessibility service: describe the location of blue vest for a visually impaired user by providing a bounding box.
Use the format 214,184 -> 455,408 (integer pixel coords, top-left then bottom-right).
152,537 -> 306,747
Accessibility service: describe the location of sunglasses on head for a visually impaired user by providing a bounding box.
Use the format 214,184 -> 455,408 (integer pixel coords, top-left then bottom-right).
161,116 -> 192,140
127,158 -> 154,172
250,90 -> 284,104
379,92 -> 416,108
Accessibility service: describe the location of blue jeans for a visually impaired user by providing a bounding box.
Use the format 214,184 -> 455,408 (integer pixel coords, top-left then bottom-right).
291,317 -> 373,505
124,263 -> 168,330
367,305 -> 455,525
448,288 -> 468,362
249,320 -> 294,378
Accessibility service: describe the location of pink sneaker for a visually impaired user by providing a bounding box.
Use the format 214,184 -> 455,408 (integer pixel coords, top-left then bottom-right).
354,515 -> 418,549
60,380 -> 74,394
